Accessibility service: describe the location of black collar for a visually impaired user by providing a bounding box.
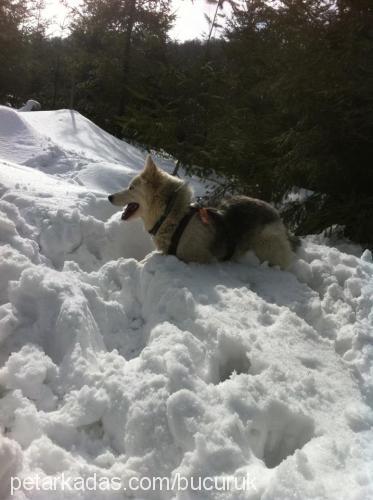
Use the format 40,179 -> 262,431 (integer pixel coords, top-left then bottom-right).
148,182 -> 186,236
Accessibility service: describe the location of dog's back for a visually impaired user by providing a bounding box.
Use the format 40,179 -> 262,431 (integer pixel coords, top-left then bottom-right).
218,195 -> 280,238
211,195 -> 296,268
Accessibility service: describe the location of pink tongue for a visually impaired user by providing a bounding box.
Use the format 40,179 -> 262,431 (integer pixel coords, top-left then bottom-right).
121,203 -> 139,220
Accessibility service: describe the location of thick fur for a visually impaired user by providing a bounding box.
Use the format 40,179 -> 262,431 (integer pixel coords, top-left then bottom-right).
108,156 -> 296,269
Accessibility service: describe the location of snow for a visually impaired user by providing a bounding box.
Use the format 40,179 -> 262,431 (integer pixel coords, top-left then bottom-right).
18,101 -> 41,112
0,105 -> 373,499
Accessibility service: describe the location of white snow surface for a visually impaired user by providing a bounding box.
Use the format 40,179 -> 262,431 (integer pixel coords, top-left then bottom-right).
0,105 -> 373,500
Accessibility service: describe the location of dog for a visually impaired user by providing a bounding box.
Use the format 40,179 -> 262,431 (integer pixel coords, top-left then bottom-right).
108,155 -> 298,268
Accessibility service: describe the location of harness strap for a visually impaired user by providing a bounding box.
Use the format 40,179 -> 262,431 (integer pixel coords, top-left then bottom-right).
148,182 -> 186,236
168,206 -> 237,260
168,206 -> 199,255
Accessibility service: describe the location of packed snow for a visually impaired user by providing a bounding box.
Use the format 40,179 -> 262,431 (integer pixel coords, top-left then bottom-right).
0,105 -> 373,500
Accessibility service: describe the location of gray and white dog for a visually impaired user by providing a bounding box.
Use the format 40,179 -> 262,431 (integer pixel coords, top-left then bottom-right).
108,155 -> 298,268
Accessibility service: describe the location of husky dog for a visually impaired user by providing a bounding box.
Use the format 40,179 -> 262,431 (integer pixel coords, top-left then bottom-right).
108,156 -> 298,268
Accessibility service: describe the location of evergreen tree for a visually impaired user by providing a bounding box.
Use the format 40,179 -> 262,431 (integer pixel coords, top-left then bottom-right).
69,0 -> 174,125
0,0 -> 28,102
270,0 -> 373,243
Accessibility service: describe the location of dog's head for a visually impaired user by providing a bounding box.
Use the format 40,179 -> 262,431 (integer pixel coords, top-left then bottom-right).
108,155 -> 183,222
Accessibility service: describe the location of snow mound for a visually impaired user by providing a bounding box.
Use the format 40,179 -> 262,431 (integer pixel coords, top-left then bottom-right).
18,100 -> 41,112
0,106 -> 147,182
0,109 -> 373,500
22,109 -> 145,166
0,106 -> 49,165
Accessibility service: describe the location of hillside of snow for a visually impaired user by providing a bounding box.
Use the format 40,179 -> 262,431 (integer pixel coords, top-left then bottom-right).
0,106 -> 373,500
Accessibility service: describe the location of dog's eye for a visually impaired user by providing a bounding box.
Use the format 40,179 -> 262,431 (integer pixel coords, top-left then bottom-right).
129,185 -> 134,191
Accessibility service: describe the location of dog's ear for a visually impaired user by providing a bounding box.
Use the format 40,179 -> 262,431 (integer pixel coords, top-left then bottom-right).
143,155 -> 159,180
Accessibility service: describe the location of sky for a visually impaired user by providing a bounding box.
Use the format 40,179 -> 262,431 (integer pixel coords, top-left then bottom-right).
43,0 -> 231,40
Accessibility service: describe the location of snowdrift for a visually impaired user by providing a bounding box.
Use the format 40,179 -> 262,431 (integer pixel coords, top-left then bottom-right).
0,106 -> 373,500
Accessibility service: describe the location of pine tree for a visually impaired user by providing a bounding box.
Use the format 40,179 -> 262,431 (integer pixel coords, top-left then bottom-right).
270,0 -> 373,243
70,0 -> 174,121
0,0 -> 28,102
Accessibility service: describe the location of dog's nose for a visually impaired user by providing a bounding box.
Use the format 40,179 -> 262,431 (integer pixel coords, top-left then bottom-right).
108,194 -> 114,203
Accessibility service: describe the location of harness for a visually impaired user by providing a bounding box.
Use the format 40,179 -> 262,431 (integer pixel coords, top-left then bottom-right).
148,182 -> 186,236
148,186 -> 235,259
168,205 -> 199,255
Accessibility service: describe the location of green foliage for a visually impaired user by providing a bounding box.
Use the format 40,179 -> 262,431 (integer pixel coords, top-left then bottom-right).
269,0 -> 373,244
0,0 -> 29,102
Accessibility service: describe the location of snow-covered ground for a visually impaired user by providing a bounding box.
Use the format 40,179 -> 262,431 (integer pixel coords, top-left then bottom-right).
0,106 -> 373,500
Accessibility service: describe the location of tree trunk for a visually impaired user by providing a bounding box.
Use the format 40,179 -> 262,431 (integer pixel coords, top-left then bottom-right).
207,0 -> 221,45
52,43 -> 60,108
69,70 -> 75,109
172,159 -> 181,176
118,0 -> 137,115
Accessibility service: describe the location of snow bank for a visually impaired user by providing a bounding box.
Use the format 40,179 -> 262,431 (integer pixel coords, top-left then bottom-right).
0,108 -> 373,500
0,107 -> 49,166
19,100 -> 41,112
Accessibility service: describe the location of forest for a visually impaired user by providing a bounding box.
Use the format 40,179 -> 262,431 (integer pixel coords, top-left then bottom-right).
1,0 -> 372,246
